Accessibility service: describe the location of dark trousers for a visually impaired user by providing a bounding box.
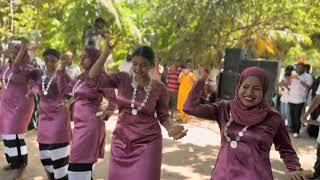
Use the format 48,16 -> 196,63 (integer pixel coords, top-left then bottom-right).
288,103 -> 305,134
167,92 -> 178,116
314,143 -> 320,176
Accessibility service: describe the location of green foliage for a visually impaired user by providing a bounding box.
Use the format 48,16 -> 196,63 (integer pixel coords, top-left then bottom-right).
1,0 -> 320,69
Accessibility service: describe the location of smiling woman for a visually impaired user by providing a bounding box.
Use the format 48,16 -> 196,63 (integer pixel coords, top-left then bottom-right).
238,76 -> 264,107
183,66 -> 307,180
88,43 -> 187,180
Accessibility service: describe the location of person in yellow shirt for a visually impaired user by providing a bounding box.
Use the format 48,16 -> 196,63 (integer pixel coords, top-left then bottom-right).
177,63 -> 196,123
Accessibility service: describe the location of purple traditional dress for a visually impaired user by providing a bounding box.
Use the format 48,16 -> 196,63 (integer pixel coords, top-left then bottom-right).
32,69 -> 71,180
183,79 -> 302,180
68,72 -> 116,180
91,72 -> 169,180
0,63 -> 35,168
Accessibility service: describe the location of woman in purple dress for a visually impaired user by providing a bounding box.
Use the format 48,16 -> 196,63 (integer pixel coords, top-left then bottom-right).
183,66 -> 306,180
88,44 -> 188,180
0,39 -> 35,178
67,47 -> 116,180
28,48 -> 71,180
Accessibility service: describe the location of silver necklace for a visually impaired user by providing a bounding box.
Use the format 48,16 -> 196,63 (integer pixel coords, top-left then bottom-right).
41,72 -> 56,96
72,79 -> 84,95
223,113 -> 249,149
2,66 -> 13,89
130,75 -> 152,116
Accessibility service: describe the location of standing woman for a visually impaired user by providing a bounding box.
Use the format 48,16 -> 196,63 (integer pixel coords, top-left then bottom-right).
88,44 -> 187,180
177,63 -> 196,123
0,39 -> 35,178
279,65 -> 294,130
67,47 -> 116,180
28,48 -> 71,180
183,66 -> 306,180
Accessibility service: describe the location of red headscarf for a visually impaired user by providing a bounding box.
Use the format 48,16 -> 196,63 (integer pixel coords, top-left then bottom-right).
230,66 -> 270,126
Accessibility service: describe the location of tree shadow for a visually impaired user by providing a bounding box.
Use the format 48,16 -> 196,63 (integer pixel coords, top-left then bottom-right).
0,117 -> 317,180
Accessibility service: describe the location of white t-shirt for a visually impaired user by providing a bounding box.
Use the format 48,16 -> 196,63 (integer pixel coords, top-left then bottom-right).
280,78 -> 290,103
287,72 -> 313,104
118,60 -> 132,74
280,87 -> 290,103
66,64 -> 81,80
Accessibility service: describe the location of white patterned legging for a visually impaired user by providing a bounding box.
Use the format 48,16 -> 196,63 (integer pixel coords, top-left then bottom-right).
39,143 -> 70,180
2,134 -> 28,169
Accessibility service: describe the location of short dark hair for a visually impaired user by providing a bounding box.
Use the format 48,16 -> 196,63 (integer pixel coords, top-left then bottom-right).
304,64 -> 311,72
186,63 -> 193,69
95,17 -> 106,26
296,62 -> 305,67
284,65 -> 294,77
132,46 -> 155,65
126,54 -> 133,62
43,48 -> 60,60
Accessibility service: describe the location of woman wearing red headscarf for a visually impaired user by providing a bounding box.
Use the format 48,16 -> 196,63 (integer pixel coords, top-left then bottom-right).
0,39 -> 36,178
183,66 -> 306,180
66,47 -> 117,180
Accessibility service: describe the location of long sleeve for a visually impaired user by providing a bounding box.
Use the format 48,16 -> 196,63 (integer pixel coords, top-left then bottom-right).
102,88 -> 117,119
65,78 -> 76,96
27,69 -> 41,92
29,79 -> 40,94
56,70 -> 72,96
183,79 -> 219,120
273,118 -> 301,172
12,64 -> 39,81
88,72 -> 124,90
156,84 -> 170,124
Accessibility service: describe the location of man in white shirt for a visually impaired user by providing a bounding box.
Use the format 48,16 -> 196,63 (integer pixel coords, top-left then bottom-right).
83,17 -> 107,50
288,63 -> 313,138
301,84 -> 320,179
64,51 -> 80,80
118,54 -> 132,74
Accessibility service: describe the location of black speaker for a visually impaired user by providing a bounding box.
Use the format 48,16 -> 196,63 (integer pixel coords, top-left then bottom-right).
218,58 -> 280,103
218,71 -> 239,100
224,48 -> 247,72
239,59 -> 280,103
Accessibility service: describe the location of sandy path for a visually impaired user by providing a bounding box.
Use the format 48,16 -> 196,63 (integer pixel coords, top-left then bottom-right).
0,115 -> 317,180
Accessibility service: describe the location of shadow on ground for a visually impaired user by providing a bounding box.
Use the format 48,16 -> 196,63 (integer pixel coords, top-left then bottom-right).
0,116 -> 317,180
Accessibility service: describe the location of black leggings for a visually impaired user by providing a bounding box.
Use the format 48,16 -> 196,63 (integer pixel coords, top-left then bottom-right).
288,103 -> 304,134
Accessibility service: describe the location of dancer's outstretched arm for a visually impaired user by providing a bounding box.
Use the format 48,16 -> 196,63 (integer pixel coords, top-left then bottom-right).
183,66 -> 219,120
13,39 -> 29,66
89,38 -> 111,79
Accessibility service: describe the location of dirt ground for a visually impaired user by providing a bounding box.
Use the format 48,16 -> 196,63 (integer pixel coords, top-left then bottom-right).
0,115 -> 317,180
